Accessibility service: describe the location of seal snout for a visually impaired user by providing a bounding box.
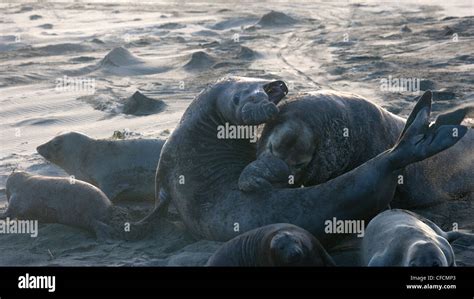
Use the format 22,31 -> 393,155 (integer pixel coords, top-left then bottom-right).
263,80 -> 288,105
36,143 -> 50,159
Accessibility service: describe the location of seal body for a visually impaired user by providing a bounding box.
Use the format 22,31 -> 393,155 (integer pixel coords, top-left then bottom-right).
256,91 -> 405,186
362,209 -> 457,266
206,223 -> 335,266
143,78 -> 465,243
36,132 -> 165,202
3,172 -> 113,237
254,91 -> 473,217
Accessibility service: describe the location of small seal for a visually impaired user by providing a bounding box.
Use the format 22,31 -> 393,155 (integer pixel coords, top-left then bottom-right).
206,223 -> 335,266
362,209 -> 470,266
36,132 -> 165,202
3,172 -> 114,238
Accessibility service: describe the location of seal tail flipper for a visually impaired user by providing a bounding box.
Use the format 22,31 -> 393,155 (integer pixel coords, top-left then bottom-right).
390,91 -> 468,169
126,180 -> 171,241
430,105 -> 474,131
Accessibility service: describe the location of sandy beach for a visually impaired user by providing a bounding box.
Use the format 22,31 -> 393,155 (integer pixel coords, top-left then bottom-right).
0,0 -> 473,266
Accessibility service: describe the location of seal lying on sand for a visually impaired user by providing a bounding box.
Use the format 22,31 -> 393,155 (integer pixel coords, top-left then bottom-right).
247,90 -> 405,188
2,172 -> 114,239
138,77 -> 466,244
362,209 -> 471,266
36,132 -> 165,202
248,91 -> 473,216
206,223 -> 335,266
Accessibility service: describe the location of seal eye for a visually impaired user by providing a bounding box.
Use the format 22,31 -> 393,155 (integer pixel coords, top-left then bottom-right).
232,95 -> 240,105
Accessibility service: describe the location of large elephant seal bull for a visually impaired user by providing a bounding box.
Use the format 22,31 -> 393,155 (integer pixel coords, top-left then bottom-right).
137,77 -> 467,244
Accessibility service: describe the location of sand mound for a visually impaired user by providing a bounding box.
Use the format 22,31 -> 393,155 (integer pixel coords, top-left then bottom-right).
99,47 -> 144,67
257,11 -> 297,27
183,51 -> 216,72
71,47 -> 172,76
236,46 -> 260,60
79,90 -> 166,116
38,23 -> 53,29
122,91 -> 166,116
210,17 -> 258,30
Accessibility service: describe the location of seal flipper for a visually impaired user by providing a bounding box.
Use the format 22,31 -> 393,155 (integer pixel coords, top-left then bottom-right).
390,91 -> 468,169
238,153 -> 291,192
430,105 -> 474,131
126,189 -> 171,240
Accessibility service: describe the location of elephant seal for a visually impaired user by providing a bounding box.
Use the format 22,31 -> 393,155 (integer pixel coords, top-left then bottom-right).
36,132 -> 165,202
243,90 -> 405,188
3,172 -> 114,238
362,209 -> 470,266
206,223 -> 335,266
138,78 -> 466,244
250,91 -> 473,221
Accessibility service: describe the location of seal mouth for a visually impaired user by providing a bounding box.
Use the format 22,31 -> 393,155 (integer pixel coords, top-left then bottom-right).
263,80 -> 288,105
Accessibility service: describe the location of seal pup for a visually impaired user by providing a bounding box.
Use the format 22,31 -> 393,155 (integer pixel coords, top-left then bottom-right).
138,78 -> 466,244
206,223 -> 335,266
36,132 -> 165,202
362,209 -> 471,266
2,172 -> 114,239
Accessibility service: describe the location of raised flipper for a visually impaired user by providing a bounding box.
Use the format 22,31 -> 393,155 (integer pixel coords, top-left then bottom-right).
430,105 -> 474,131
238,153 -> 291,192
390,91 -> 468,169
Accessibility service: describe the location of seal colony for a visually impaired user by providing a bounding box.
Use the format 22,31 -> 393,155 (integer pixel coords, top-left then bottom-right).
6,76 -> 471,267
139,77 -> 468,248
